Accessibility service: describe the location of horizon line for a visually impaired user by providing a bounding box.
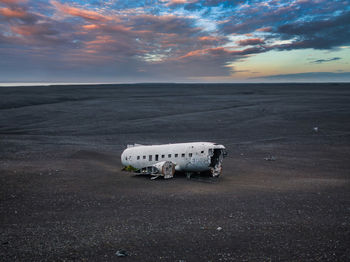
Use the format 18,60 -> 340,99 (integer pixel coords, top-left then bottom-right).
1,81 -> 350,87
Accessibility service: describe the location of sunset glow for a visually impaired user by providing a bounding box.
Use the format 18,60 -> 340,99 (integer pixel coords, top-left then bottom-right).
0,0 -> 349,83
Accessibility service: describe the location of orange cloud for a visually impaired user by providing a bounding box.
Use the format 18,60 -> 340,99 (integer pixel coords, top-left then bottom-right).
0,0 -> 27,4
51,1 -> 114,22
85,35 -> 116,45
82,24 -> 99,30
0,7 -> 27,18
256,27 -> 272,32
10,24 -> 55,36
179,48 -> 208,59
178,47 -> 225,60
11,25 -> 37,36
199,36 -> 220,42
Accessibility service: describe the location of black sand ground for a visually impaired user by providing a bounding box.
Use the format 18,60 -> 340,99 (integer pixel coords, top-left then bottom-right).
0,83 -> 349,261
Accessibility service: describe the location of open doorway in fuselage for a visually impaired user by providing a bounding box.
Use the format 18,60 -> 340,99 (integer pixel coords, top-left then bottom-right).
209,149 -> 222,168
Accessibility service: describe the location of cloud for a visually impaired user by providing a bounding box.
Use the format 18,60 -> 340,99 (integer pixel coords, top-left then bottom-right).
10,24 -> 58,36
50,0 -> 115,22
256,27 -> 272,32
82,24 -> 99,30
238,38 -> 265,46
0,3 -> 38,23
164,0 -> 197,6
0,0 -> 27,4
219,1 -> 302,34
275,11 -> 350,50
183,0 -> 246,11
128,14 -> 200,35
179,46 -> 269,60
252,72 -> 350,81
174,45 -> 271,78
310,57 -> 341,64
0,0 -> 349,82
0,7 -> 26,18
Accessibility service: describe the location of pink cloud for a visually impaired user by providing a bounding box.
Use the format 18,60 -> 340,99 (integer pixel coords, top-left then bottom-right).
10,24 -> 56,36
199,36 -> 219,42
85,35 -> 116,45
164,0 -> 197,6
0,7 -> 27,18
238,38 -> 265,46
256,27 -> 272,32
179,48 -> 215,59
51,1 -> 115,22
0,0 -> 27,4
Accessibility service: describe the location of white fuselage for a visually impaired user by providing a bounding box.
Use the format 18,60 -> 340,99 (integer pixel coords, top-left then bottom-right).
121,142 -> 226,173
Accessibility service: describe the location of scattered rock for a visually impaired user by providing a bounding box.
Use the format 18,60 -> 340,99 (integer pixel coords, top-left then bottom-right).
116,250 -> 128,257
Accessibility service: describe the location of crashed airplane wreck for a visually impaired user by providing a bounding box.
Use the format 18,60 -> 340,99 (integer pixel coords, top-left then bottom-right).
121,142 -> 227,179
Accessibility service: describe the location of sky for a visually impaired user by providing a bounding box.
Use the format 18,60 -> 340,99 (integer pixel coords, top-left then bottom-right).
0,0 -> 349,83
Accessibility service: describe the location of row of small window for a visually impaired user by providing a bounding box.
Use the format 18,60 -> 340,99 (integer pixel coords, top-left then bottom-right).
136,152 -> 203,161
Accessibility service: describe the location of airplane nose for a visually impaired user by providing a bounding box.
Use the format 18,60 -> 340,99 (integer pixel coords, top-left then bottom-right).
121,151 -> 126,165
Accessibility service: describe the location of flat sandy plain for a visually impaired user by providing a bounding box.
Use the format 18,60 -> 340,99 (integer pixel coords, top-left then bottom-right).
0,83 -> 349,261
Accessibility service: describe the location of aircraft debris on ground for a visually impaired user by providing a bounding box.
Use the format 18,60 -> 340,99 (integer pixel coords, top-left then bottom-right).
121,142 -> 227,179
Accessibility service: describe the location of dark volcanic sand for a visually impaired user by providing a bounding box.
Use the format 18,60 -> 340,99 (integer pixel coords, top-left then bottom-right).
0,83 -> 349,261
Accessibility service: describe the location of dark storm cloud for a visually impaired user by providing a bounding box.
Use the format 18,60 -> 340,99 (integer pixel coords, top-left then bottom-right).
275,11 -> 350,50
219,0 -> 349,38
